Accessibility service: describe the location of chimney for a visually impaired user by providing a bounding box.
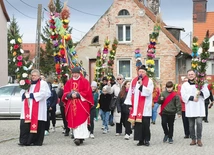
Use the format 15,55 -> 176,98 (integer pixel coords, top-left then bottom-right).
193,0 -> 207,23
146,0 -> 160,15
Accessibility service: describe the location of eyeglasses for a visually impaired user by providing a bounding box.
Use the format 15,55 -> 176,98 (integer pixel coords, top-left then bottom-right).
117,78 -> 122,80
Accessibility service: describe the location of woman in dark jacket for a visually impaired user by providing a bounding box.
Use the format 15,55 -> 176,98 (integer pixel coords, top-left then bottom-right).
58,83 -> 70,136
45,82 -> 58,135
116,80 -> 132,140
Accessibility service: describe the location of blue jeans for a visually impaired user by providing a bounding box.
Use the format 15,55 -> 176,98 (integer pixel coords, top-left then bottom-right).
152,103 -> 159,122
109,110 -> 114,125
101,110 -> 110,130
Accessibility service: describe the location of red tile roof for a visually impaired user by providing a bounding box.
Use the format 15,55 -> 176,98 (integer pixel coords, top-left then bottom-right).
134,0 -> 192,54
193,12 -> 214,44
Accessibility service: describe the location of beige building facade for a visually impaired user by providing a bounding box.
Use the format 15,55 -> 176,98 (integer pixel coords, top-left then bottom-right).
0,0 -> 10,86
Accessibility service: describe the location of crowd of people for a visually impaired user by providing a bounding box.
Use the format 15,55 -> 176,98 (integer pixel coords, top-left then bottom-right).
18,67 -> 214,147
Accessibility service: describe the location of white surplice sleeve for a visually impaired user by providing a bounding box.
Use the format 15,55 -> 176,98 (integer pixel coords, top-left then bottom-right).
33,80 -> 51,102
201,83 -> 210,100
140,79 -> 154,97
181,82 -> 192,104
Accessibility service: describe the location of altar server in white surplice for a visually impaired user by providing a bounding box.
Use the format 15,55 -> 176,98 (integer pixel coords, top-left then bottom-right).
181,69 -> 209,147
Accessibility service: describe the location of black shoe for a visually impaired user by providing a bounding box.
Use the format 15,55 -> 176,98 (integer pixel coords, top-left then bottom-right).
110,123 -> 115,126
74,139 -> 80,146
80,139 -> 84,144
144,141 -> 150,146
64,132 -> 69,136
71,134 -> 74,139
137,141 -> 145,146
18,143 -> 25,146
204,120 -> 208,123
163,135 -> 168,142
151,121 -> 155,124
184,135 -> 190,139
168,138 -> 173,144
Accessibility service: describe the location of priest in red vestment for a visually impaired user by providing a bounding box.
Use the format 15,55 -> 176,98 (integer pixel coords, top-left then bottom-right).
62,67 -> 94,146
124,65 -> 154,146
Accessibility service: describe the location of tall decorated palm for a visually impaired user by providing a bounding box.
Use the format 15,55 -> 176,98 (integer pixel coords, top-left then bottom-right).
8,17 -> 33,89
94,49 -> 103,86
47,0 -> 84,84
107,38 -> 118,78
101,37 -> 110,77
146,14 -> 161,78
195,31 -> 210,92
8,16 -> 22,82
40,0 -> 64,76
94,37 -> 118,87
191,36 -> 199,72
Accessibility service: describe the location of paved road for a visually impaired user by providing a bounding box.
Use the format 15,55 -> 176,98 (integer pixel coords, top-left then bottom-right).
0,108 -> 214,155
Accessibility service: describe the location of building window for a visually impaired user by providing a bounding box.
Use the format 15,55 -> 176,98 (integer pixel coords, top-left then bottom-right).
117,25 -> 131,42
117,59 -> 132,79
91,36 -> 99,44
118,9 -> 130,16
154,59 -> 160,78
145,59 -> 160,78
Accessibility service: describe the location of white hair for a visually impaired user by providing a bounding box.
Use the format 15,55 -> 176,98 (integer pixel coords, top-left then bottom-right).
31,69 -> 40,76
117,74 -> 124,79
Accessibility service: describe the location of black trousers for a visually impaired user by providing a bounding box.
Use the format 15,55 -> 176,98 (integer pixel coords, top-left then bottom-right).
19,119 -> 45,146
116,112 -> 132,135
161,114 -> 175,139
89,108 -> 96,134
134,117 -> 151,141
45,110 -> 50,131
60,106 -> 70,133
204,102 -> 209,121
49,109 -> 56,127
182,111 -> 190,136
45,109 -> 56,131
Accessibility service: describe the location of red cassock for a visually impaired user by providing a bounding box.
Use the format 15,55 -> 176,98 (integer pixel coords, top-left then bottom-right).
62,76 -> 94,128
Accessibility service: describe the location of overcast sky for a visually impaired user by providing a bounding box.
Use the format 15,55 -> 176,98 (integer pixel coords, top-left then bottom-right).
4,0 -> 214,46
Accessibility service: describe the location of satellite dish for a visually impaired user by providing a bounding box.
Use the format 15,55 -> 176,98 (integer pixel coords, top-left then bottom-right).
138,9 -> 145,17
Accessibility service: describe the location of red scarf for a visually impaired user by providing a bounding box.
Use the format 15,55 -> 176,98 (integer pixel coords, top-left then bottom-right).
128,76 -> 149,123
24,80 -> 40,133
159,91 -> 177,116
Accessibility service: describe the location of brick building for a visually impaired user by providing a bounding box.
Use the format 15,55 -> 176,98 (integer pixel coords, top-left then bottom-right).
75,0 -> 192,85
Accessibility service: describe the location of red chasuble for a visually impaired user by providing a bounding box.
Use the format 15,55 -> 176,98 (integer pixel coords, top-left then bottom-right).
128,75 -> 149,123
24,80 -> 40,133
62,76 -> 94,128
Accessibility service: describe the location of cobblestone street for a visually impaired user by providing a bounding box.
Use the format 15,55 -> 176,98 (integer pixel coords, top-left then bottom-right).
1,108 -> 214,155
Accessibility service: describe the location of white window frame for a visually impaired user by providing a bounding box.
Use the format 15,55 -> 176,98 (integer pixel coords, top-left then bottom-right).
117,24 -> 132,43
144,58 -> 160,79
117,59 -> 132,80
